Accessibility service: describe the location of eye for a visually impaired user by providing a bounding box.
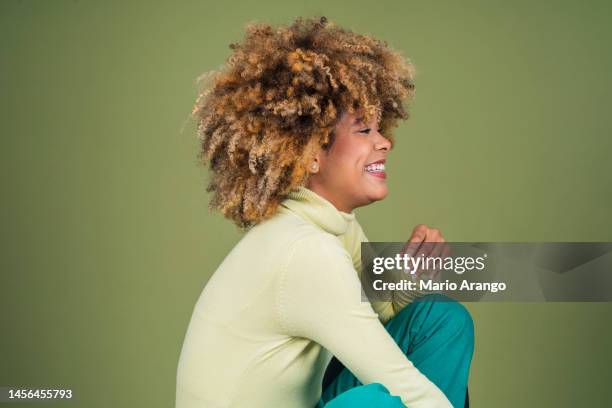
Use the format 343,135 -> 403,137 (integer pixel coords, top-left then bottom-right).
359,128 -> 372,134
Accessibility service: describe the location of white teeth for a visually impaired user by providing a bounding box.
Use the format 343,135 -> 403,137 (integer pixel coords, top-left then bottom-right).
364,163 -> 385,172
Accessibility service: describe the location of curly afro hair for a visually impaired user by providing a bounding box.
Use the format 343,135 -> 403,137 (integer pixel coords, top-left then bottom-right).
192,16 -> 416,229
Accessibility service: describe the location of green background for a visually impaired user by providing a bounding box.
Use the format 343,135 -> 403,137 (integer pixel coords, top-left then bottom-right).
2,0 -> 611,406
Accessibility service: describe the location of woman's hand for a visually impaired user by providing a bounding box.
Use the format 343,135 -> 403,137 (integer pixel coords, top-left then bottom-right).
402,224 -> 451,280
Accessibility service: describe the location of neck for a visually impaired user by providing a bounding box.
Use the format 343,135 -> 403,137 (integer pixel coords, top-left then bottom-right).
306,182 -> 354,214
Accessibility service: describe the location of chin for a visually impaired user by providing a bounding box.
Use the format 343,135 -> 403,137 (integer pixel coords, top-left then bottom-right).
366,185 -> 389,203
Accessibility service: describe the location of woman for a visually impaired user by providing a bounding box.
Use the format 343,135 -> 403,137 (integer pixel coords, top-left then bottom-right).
176,17 -> 474,408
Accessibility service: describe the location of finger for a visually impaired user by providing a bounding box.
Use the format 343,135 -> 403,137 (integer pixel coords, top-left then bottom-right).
418,229 -> 445,279
420,228 -> 443,260
403,224 -> 428,257
427,242 -> 452,281
412,235 -> 436,279
428,241 -> 446,259
417,228 -> 442,259
441,243 -> 451,258
426,228 -> 444,243
417,228 -> 443,258
413,246 -> 438,279
421,241 -> 446,279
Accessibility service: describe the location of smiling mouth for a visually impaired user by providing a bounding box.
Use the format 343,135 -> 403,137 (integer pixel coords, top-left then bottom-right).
364,161 -> 387,179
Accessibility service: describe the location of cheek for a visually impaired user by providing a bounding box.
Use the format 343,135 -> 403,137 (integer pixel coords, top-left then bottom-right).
324,135 -> 371,178
335,140 -> 370,167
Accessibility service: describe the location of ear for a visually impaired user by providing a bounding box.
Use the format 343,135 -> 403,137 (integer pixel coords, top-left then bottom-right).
308,158 -> 320,174
308,148 -> 325,174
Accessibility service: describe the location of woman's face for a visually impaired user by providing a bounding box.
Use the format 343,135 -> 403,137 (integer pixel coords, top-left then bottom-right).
306,111 -> 392,213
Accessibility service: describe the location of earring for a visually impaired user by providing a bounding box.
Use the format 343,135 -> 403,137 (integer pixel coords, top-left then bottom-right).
310,162 -> 319,172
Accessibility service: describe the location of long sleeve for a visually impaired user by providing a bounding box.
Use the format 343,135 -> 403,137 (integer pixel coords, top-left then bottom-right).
277,234 -> 452,408
340,219 -> 426,324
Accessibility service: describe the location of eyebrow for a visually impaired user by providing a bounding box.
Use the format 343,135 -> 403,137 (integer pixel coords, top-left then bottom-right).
352,116 -> 365,127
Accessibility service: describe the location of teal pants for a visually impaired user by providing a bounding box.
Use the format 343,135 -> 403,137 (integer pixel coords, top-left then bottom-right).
316,294 -> 474,408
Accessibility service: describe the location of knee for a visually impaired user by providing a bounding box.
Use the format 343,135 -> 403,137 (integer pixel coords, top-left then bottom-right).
325,383 -> 405,408
417,294 -> 474,342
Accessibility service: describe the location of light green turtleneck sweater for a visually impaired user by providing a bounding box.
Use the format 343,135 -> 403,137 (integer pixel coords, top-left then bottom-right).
176,187 -> 451,408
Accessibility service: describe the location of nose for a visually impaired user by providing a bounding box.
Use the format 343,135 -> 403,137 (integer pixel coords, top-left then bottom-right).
374,131 -> 392,152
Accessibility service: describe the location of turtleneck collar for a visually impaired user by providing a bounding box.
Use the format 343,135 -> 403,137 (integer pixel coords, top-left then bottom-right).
279,186 -> 356,236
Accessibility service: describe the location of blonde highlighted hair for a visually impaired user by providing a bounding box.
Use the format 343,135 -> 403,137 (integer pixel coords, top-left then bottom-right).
192,16 -> 416,228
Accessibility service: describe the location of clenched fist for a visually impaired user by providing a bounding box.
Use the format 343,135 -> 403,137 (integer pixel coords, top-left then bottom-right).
402,224 -> 451,279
